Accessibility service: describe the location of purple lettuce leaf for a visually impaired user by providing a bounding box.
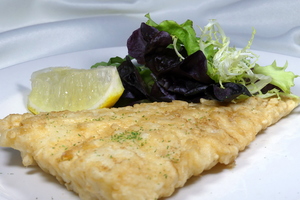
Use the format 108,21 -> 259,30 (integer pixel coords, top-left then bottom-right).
115,23 -> 252,106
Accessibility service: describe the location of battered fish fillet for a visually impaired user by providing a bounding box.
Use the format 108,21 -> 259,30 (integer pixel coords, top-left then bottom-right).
0,96 -> 299,200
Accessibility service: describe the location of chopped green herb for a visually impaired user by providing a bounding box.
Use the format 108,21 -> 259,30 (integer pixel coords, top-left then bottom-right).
111,131 -> 143,143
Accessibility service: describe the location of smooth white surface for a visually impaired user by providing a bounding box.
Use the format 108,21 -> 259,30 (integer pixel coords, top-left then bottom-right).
0,47 -> 299,200
0,0 -> 300,69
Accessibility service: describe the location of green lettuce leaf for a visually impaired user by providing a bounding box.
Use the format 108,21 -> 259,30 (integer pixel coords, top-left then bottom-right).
253,61 -> 299,94
91,56 -> 128,68
145,13 -> 200,56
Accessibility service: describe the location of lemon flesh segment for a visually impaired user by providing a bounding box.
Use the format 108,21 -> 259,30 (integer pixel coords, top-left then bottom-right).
27,66 -> 124,114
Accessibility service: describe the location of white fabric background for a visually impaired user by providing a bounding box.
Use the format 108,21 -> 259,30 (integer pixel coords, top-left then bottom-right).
0,0 -> 299,69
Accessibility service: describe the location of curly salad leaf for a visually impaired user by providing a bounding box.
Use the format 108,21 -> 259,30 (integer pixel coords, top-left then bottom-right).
198,19 -> 299,98
92,14 -> 299,107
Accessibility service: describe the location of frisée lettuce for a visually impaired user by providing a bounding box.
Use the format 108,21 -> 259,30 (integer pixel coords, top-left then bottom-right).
92,14 -> 299,107
198,19 -> 299,98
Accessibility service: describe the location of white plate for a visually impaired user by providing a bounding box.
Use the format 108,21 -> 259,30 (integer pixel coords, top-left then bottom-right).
0,47 -> 299,200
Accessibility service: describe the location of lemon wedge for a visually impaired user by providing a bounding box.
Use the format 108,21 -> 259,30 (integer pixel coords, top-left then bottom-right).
27,66 -> 124,114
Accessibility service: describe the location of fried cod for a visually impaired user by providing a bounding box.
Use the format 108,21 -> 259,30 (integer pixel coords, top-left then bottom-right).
0,96 -> 299,200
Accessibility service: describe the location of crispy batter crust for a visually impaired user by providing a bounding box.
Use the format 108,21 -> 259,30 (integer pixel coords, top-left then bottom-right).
0,96 -> 299,200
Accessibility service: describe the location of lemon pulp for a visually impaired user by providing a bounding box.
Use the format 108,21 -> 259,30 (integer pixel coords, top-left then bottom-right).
27,66 -> 124,114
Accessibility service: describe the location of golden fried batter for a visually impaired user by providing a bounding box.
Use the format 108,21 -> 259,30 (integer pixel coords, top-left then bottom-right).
0,96 -> 299,200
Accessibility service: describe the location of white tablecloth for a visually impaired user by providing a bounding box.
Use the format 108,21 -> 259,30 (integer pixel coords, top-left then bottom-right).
0,0 -> 299,69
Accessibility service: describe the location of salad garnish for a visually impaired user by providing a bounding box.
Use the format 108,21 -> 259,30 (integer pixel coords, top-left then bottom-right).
92,14 -> 299,107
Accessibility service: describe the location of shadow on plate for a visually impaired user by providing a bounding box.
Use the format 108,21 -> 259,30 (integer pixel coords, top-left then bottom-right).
1,147 -> 79,198
1,147 -> 23,167
17,84 -> 30,108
